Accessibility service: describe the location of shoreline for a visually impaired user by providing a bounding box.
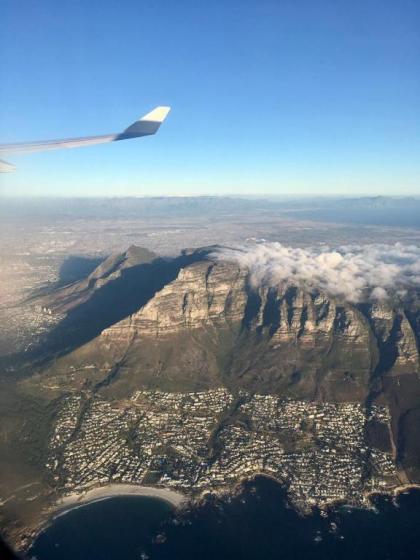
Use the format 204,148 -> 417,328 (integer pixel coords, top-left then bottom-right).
55,483 -> 187,513
363,482 -> 420,503
20,484 -> 187,553
17,479 -> 420,554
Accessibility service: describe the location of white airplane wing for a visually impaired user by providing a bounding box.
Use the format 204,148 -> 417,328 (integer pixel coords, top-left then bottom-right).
0,106 -> 170,172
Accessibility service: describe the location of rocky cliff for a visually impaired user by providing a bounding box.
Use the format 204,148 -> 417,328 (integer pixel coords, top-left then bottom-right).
97,257 -> 418,395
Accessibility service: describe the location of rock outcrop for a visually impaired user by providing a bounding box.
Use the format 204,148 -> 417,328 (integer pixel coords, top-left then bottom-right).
97,257 -> 418,401
102,261 -> 248,338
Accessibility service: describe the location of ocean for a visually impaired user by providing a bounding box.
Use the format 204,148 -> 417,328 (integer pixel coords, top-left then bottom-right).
29,478 -> 420,560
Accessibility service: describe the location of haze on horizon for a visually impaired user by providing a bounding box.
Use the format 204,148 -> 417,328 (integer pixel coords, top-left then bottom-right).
0,0 -> 419,197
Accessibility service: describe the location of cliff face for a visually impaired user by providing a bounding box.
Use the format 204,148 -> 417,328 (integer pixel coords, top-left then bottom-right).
102,261 -> 248,338
98,258 -> 418,399
369,303 -> 419,374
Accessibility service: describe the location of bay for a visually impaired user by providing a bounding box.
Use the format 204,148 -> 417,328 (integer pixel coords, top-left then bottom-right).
30,478 -> 420,560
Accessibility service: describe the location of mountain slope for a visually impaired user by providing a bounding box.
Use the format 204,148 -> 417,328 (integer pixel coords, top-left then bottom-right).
31,249 -> 420,479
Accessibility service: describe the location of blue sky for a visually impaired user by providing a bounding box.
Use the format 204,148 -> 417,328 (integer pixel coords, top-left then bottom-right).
0,0 -> 419,197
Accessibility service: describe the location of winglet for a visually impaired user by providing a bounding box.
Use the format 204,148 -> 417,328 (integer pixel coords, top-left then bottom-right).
140,106 -> 171,123
116,106 -> 171,140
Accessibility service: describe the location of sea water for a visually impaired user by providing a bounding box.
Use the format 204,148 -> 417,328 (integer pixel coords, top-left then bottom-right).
29,478 -> 420,560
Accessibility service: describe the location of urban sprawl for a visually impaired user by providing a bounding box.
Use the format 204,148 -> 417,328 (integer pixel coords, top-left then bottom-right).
47,390 -> 397,511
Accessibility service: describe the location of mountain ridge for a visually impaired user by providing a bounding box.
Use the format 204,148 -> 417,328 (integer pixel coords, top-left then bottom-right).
26,245 -> 420,481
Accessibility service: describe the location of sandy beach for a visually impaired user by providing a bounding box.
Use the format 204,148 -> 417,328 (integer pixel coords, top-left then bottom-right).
17,484 -> 187,553
56,484 -> 187,512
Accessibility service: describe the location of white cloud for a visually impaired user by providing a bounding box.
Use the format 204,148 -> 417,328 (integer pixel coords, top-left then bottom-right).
214,242 -> 420,303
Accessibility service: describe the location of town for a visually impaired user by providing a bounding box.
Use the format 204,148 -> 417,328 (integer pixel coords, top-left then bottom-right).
46,389 -> 398,511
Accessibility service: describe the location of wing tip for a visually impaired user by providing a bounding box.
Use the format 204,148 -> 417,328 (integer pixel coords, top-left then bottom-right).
140,106 -> 171,123
117,106 -> 171,140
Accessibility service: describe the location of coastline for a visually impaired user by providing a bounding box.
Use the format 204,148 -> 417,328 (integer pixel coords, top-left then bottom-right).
17,479 -> 420,554
363,482 -> 420,504
197,473 -> 420,515
20,484 -> 187,554
391,483 -> 420,496
55,483 -> 187,512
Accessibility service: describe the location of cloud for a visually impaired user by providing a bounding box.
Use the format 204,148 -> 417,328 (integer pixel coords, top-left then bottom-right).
214,242 -> 420,303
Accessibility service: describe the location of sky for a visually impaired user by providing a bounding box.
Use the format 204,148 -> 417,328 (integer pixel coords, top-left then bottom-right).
0,0 -> 419,197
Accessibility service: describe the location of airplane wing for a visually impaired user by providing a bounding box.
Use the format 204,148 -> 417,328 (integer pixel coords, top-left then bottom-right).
0,106 -> 170,172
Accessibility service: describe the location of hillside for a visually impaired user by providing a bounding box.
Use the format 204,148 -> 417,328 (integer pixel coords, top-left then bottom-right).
29,246 -> 420,479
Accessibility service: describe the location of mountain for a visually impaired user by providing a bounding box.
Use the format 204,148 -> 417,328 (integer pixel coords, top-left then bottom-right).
35,245 -> 157,315
29,245 -> 213,359
31,246 -> 420,480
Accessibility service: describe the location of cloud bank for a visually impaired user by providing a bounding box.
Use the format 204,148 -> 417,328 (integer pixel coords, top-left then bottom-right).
214,242 -> 420,303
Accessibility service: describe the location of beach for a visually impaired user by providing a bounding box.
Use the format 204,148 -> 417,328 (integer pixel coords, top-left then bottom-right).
56,483 -> 187,512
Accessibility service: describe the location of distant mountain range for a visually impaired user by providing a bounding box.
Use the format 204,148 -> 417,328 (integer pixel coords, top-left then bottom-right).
2,196 -> 420,227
